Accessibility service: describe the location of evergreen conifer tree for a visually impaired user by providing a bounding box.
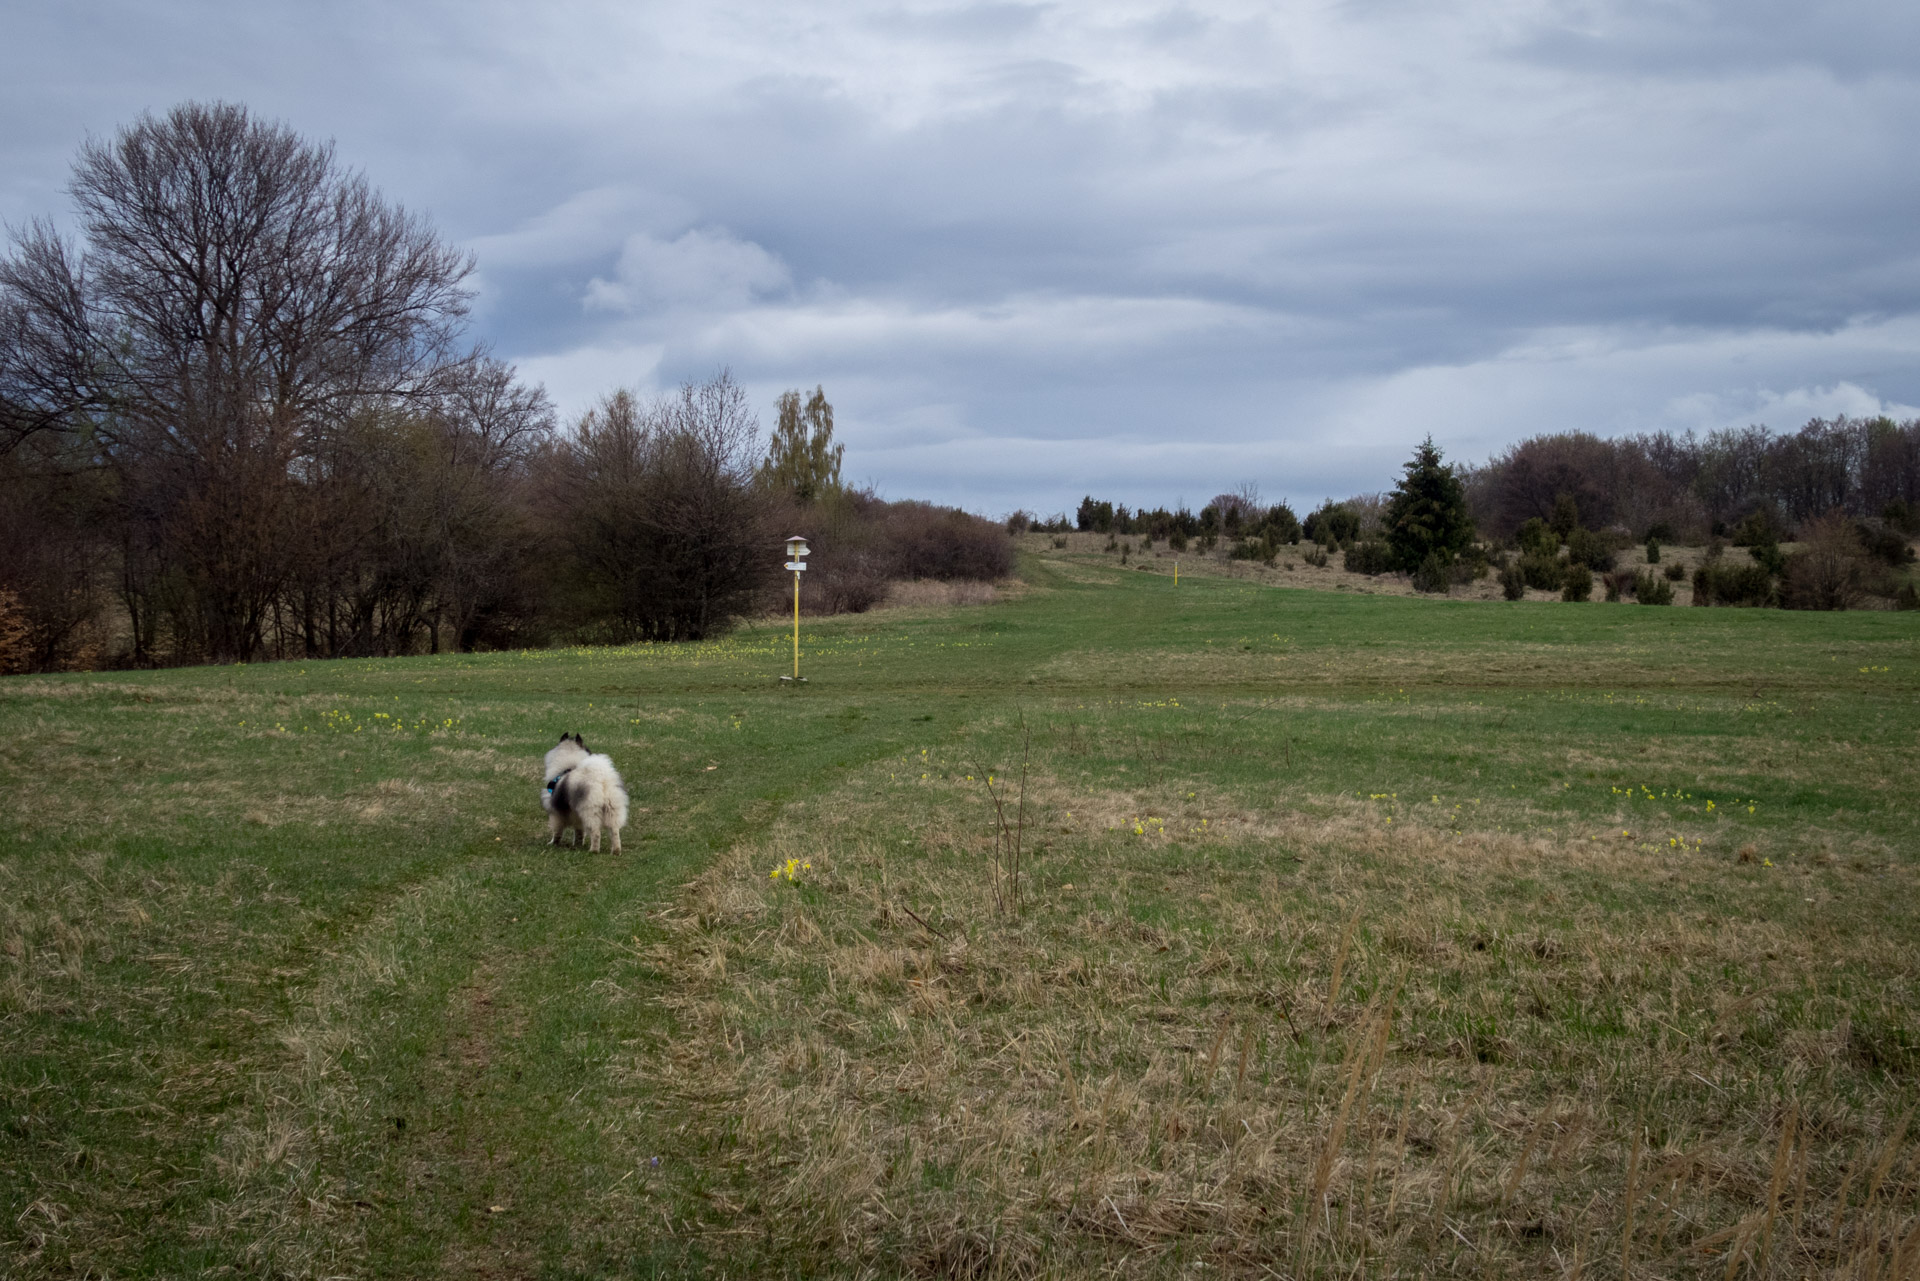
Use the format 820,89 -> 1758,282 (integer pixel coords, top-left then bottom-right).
1384,437 -> 1475,575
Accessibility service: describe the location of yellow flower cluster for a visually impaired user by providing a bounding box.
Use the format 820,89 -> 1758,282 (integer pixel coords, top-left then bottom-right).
769,857 -> 813,881
1610,784 -> 1757,815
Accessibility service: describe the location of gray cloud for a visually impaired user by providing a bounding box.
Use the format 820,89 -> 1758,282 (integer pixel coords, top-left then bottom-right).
6,0 -> 1920,514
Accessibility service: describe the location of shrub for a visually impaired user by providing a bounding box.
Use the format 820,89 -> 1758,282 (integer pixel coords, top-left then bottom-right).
1076,496 -> 1115,533
1896,582 -> 1920,610
0,476 -> 107,671
1452,543 -> 1491,583
1663,561 -> 1686,582
1634,571 -> 1674,605
1549,493 -> 1581,541
1566,527 -> 1615,572
1168,529 -> 1187,552
1856,519 -> 1916,567
1344,541 -> 1394,576
1645,537 -> 1661,564
811,560 -> 890,614
1517,517 -> 1558,558
1519,552 -> 1563,592
1784,555 -> 1860,611
1410,553 -> 1452,594
1783,513 -> 1866,611
1601,569 -> 1636,602
1304,502 -> 1360,547
790,495 -> 892,615
1731,507 -> 1789,547
1303,546 -> 1329,568
1228,535 -> 1279,565
1749,537 -> 1787,578
1006,511 -> 1032,535
792,494 -> 1015,616
0,589 -> 30,674
1499,563 -> 1526,600
1560,564 -> 1593,601
1693,562 -> 1775,607
1256,503 -> 1301,545
884,502 -> 1015,581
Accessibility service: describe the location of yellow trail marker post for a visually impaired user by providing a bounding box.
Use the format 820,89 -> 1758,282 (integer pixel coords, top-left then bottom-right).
782,535 -> 810,682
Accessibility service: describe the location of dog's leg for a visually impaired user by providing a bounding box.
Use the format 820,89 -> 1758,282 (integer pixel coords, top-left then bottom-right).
609,823 -> 622,854
548,812 -> 563,845
587,820 -> 602,853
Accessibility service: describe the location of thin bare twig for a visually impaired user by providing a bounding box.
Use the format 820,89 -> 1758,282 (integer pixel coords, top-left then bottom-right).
900,903 -> 949,939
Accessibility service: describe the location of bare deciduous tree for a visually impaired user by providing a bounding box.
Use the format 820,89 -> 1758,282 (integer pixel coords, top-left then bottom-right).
546,371 -> 775,642
0,101 -> 476,661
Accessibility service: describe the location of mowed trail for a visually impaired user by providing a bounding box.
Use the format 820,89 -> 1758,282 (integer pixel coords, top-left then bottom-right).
195,571 -> 1099,1275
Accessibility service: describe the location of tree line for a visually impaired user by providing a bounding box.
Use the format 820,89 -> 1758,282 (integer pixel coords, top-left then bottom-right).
1462,420 -> 1920,543
1053,425 -> 1919,609
0,102 -> 1008,673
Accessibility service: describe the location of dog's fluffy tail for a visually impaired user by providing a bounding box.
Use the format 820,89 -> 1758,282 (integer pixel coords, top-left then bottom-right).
576,754 -> 629,834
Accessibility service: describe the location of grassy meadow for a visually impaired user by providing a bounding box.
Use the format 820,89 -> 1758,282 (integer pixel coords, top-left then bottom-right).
2,546 -> 1918,1278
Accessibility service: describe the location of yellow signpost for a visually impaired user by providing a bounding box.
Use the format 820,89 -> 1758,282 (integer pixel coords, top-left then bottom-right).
782,536 -> 809,681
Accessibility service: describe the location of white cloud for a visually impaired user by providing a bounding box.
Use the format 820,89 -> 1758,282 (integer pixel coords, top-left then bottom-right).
465,186 -> 694,271
583,227 -> 793,313
676,291 -> 1283,367
511,342 -> 668,417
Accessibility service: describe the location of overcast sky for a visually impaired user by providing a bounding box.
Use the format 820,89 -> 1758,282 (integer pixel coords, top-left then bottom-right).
7,1 -> 1919,515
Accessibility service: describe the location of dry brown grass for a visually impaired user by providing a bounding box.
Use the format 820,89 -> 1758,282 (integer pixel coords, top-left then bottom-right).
623,757 -> 1920,1278
883,580 -> 1006,610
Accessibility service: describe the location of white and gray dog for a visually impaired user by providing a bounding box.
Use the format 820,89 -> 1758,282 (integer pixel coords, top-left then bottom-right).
541,732 -> 630,852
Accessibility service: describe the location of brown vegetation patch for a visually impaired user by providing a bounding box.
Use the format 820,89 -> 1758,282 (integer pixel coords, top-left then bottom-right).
618,765 -> 1920,1277
882,579 -> 1005,610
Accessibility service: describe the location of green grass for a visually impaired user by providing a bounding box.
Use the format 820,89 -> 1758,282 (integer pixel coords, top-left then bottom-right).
2,550 -> 1916,1278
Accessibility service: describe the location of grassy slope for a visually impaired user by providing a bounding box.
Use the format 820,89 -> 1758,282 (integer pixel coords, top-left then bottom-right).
1,550 -> 1915,1278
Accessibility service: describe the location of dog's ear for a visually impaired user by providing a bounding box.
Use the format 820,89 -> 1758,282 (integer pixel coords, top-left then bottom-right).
558,732 -> 570,743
